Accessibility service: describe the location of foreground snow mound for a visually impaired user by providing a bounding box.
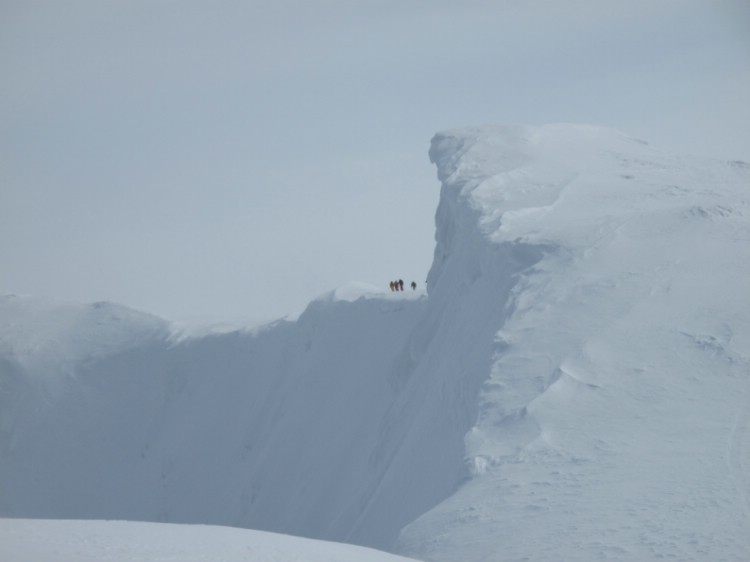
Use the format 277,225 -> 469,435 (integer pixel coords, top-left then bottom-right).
0,519 -> 421,562
395,124 -> 750,561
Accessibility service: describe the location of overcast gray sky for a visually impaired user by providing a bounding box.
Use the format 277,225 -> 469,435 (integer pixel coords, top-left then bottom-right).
2,0 -> 749,325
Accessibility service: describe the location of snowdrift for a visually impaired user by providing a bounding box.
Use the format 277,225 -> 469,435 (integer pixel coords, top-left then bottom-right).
0,518 -> 419,562
2,124 -> 749,562
398,125 -> 750,561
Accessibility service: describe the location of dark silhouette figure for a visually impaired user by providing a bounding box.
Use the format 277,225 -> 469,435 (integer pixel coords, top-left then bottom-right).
389,281 -> 395,291
411,281 -> 417,290
398,279 -> 404,291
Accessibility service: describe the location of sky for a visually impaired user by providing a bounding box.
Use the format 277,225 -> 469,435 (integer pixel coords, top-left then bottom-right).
2,0 -> 749,326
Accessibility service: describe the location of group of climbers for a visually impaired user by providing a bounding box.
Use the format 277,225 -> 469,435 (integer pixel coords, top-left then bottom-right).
389,279 -> 418,292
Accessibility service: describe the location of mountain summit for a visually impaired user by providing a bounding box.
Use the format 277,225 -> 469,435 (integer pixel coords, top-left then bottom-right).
401,124 -> 750,560
2,124 -> 749,562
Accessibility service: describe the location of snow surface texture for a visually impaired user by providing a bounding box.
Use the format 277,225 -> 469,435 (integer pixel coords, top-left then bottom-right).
0,518 -> 419,562
397,125 -> 750,561
1,124 -> 749,561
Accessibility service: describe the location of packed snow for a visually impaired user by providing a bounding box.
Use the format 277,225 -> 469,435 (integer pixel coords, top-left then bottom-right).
0,518 -> 420,562
1,124 -> 749,561
398,124 -> 750,561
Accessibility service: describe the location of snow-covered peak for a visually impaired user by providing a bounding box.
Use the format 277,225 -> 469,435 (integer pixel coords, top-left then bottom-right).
429,123 -> 649,187
400,125 -> 750,561
426,124 -> 749,291
2,125 -> 750,562
430,124 -> 696,234
0,293 -> 169,373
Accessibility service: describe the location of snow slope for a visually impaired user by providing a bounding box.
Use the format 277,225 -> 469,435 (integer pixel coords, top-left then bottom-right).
396,125 -> 750,561
0,518 -> 419,562
0,288 -> 443,550
1,124 -> 749,562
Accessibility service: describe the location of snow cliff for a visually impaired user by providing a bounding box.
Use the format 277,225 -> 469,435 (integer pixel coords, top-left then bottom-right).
2,124 -> 749,561
400,124 -> 750,561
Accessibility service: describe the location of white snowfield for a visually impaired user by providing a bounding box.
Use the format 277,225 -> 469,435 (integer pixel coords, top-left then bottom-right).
1,124 -> 749,562
0,518 -> 420,562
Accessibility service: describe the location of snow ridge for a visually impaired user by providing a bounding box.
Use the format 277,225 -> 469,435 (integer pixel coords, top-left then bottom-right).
2,124 -> 750,562
397,125 -> 750,561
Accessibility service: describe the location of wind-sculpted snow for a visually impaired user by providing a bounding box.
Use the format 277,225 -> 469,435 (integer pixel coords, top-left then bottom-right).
0,519 -> 421,562
1,282 -> 499,551
398,125 -> 750,561
2,124 -> 750,562
0,291 -> 443,549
